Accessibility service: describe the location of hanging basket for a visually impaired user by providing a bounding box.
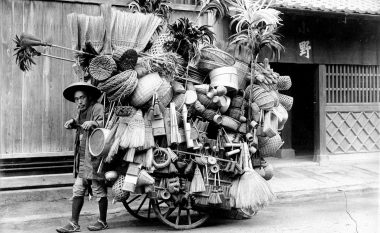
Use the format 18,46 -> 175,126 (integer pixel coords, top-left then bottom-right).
112,175 -> 130,202
221,115 -> 241,132
108,70 -> 138,102
277,76 -> 292,91
259,133 -> 283,157
89,55 -> 117,81
278,93 -> 294,111
197,93 -> 219,110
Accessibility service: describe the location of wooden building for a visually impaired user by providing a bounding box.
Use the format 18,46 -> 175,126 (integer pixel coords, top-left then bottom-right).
0,0 -> 379,188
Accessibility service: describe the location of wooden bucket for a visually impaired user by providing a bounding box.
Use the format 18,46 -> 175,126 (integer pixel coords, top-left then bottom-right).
209,67 -> 239,91
89,128 -> 112,157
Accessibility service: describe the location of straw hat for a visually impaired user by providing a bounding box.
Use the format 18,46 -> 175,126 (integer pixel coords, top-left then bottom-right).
63,82 -> 102,103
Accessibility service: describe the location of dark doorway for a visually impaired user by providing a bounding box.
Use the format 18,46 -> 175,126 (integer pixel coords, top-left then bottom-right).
271,63 -> 317,156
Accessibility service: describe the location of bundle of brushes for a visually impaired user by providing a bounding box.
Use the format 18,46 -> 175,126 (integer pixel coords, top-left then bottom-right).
143,112 -> 155,150
120,109 -> 145,149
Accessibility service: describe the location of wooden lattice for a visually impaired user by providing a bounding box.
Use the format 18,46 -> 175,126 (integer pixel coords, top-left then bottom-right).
326,65 -> 380,103
326,111 -> 380,154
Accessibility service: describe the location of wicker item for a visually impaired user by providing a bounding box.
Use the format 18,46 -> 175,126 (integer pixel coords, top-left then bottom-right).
209,67 -> 239,91
130,72 -> 163,107
278,93 -> 293,111
89,128 -> 112,157
230,96 -> 244,108
200,46 -> 235,66
197,93 -> 219,110
112,47 -> 128,63
108,70 -> 138,102
118,49 -> 138,71
269,90 -> 279,107
238,123 -> 247,134
99,69 -> 136,94
155,78 -> 173,107
146,33 -> 173,55
172,94 -> 186,111
245,85 -> 275,110
277,76 -> 292,91
115,106 -> 136,116
233,60 -> 250,90
202,109 -> 217,121
112,175 -> 130,202
194,100 -> 206,113
259,133 -> 283,157
89,55 -> 117,81
228,108 -> 242,120
198,60 -> 226,73
221,115 -> 241,132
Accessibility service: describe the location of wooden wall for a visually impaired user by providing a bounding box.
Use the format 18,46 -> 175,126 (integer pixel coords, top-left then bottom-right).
0,0 -> 201,159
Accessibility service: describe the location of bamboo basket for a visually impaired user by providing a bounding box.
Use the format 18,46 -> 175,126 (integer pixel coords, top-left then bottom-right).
130,72 -> 163,107
277,76 -> 292,91
108,71 -> 138,102
233,60 -> 250,90
200,46 -> 235,66
259,133 -> 284,157
197,93 -> 219,110
221,115 -> 241,132
230,96 -> 244,108
198,60 -> 226,73
89,55 -> 117,81
112,47 -> 128,63
278,94 -> 293,111
112,175 -> 130,202
209,67 -> 239,91
172,94 -> 186,111
228,108 -> 242,120
146,33 -> 173,55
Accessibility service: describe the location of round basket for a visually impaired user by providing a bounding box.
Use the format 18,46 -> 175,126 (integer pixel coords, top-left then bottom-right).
259,133 -> 283,157
112,47 -> 128,63
277,76 -> 292,91
89,55 -> 117,81
198,60 -> 226,73
209,67 -> 239,91
146,33 -> 173,55
244,84 -> 266,101
89,128 -> 112,157
221,115 -> 241,132
155,78 -> 173,107
202,109 -> 217,121
200,46 -> 235,66
233,60 -> 250,90
197,93 -> 219,110
278,94 -> 293,111
269,90 -> 280,107
238,123 -> 247,134
119,49 -> 138,71
130,72 -> 163,107
112,175 -> 130,202
194,100 -> 206,113
255,92 -> 275,110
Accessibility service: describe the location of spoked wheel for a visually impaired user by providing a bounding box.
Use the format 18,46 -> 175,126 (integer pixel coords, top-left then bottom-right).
152,197 -> 210,230
122,193 -> 154,220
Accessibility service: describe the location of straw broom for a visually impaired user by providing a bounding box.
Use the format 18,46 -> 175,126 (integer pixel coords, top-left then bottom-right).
190,165 -> 206,193
120,109 -> 145,149
143,112 -> 155,149
229,142 -> 275,211
105,121 -> 128,163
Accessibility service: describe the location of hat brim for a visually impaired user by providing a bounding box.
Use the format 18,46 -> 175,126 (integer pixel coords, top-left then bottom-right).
63,82 -> 102,102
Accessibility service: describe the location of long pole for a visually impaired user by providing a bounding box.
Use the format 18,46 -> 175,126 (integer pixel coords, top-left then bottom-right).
49,44 -> 93,56
40,53 -> 75,62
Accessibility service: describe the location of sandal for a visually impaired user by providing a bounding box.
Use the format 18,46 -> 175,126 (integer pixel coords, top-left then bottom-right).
87,219 -> 109,231
56,221 -> 80,233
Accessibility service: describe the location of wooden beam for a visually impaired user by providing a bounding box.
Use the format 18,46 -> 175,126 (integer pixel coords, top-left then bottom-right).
326,103 -> 380,112
0,173 -> 73,190
0,151 -> 73,159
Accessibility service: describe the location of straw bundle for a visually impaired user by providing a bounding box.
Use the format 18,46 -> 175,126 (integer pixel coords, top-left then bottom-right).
277,76 -> 292,91
278,94 -> 293,111
229,143 -> 275,211
120,110 -> 145,149
111,10 -> 162,51
105,121 -> 129,163
85,15 -> 106,53
143,112 -> 155,149
89,55 -> 117,81
123,148 -> 136,162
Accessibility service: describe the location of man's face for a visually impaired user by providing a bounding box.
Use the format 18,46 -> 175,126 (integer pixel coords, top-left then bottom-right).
74,90 -> 90,111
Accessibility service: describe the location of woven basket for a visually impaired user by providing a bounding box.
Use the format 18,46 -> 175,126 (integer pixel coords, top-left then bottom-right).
278,94 -> 293,111
155,78 -> 173,107
244,84 -> 265,101
238,123 -> 247,134
172,94 -> 186,111
230,96 -> 244,108
89,55 -> 117,81
200,47 -> 235,66
228,108 -> 242,120
108,70 -> 138,102
233,60 -> 250,90
277,76 -> 292,91
245,85 -> 274,110
194,100 -> 206,113
112,47 -> 128,63
259,133 -> 283,157
197,93 -> 219,110
221,115 -> 241,132
130,72 -> 163,107
210,67 -> 239,91
198,60 -> 226,73
112,175 -> 130,202
119,49 -> 138,71
100,69 -> 135,94
146,33 -> 173,55
269,90 -> 279,107
202,109 -> 217,121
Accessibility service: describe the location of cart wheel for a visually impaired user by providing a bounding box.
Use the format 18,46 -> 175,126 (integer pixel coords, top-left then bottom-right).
122,193 -> 154,220
152,198 -> 210,229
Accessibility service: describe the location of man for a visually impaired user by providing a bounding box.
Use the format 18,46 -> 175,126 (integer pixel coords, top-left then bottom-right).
57,82 -> 108,232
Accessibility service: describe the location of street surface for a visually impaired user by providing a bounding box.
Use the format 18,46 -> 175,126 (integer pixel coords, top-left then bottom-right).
2,191 -> 379,233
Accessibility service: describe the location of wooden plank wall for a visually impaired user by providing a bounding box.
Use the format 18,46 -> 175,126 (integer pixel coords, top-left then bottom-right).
0,0 -> 200,159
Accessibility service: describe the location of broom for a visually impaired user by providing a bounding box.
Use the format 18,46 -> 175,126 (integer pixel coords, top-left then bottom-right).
208,172 -> 222,205
120,109 -> 145,149
123,148 -> 136,162
229,142 -> 275,211
190,165 -> 206,193
105,120 -> 128,163
143,112 -> 155,150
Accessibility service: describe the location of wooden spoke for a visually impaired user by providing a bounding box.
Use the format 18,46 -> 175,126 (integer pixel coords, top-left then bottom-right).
176,207 -> 181,225
187,209 -> 192,225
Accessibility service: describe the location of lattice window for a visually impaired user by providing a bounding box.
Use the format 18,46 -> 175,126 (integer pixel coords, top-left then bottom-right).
326,65 -> 380,103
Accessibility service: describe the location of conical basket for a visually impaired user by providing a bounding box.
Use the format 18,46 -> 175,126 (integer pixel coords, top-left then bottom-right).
278,94 -> 293,111
277,76 -> 292,91
112,175 -> 130,202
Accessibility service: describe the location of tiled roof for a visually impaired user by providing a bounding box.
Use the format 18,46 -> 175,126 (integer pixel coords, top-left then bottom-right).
273,0 -> 380,15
